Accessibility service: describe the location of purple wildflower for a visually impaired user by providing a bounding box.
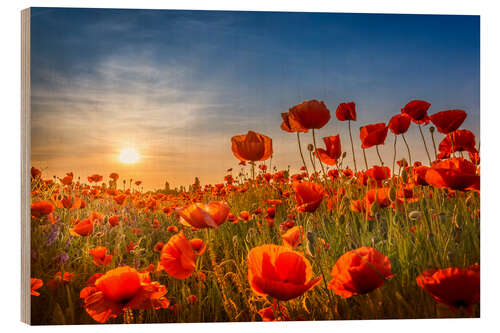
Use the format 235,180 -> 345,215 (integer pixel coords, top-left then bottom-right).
65,235 -> 74,248
53,252 -> 69,266
46,223 -> 61,246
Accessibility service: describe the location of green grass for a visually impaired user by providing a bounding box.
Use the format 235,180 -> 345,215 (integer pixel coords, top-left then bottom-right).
29,170 -> 480,325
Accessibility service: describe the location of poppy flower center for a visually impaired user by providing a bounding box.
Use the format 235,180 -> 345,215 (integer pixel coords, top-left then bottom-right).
95,268 -> 142,303
453,300 -> 468,308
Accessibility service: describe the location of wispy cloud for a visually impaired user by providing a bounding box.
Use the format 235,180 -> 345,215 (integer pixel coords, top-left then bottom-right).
30,9 -> 480,189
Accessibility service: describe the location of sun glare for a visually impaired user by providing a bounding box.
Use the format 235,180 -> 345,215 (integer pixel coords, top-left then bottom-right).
119,148 -> 140,164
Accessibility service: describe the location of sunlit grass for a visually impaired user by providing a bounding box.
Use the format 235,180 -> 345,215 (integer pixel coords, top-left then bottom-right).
29,164 -> 479,324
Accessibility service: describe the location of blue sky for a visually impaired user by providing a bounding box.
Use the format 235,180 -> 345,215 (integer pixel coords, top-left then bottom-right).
30,8 -> 480,188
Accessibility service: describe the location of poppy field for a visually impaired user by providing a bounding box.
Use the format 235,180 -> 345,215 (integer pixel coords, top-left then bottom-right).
29,99 -> 480,324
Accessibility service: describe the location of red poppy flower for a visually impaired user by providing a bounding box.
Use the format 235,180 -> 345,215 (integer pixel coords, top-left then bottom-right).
153,241 -> 165,252
70,218 -> 94,236
89,211 -> 104,225
397,159 -> 408,168
227,213 -> 237,223
58,196 -> 82,210
343,168 -> 354,178
413,165 -> 430,186
293,181 -> 324,212
336,102 -> 356,121
47,272 -> 74,291
247,244 -> 322,301
258,303 -> 290,321
109,173 -> 119,181
31,167 -> 42,178
189,238 -> 207,256
108,215 -> 120,227
425,157 -> 479,191
315,135 -> 342,165
60,172 -> 74,185
80,266 -> 169,323
113,194 -> 127,206
31,201 -> 55,218
365,188 -> 391,208
401,100 -> 431,124
416,264 -> 479,313
363,165 -> 391,187
88,174 -> 103,183
469,150 -> 480,165
437,129 -> 477,159
281,226 -> 304,249
328,247 -> 394,298
158,232 -> 197,279
267,199 -> 283,206
31,278 -> 43,296
287,100 -> 331,129
89,246 -> 113,266
388,114 -> 411,135
238,210 -> 250,222
265,206 -> 276,226
187,294 -> 198,305
126,241 -> 137,254
349,198 -> 373,219
177,201 -> 230,229
166,225 -> 178,233
280,112 -> 308,133
430,110 -> 467,134
360,123 -> 388,148
326,169 -> 338,182
231,131 -> 273,162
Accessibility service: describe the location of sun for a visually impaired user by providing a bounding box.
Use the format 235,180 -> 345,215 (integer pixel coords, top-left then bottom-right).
119,148 -> 140,164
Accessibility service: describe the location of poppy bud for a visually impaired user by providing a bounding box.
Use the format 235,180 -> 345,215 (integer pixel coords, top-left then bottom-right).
429,126 -> 435,133
342,151 -> 347,159
401,168 -> 408,183
388,186 -> 397,202
307,144 -> 314,152
306,231 -> 315,249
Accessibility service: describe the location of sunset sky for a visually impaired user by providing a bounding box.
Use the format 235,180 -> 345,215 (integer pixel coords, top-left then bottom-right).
30,8 -> 480,190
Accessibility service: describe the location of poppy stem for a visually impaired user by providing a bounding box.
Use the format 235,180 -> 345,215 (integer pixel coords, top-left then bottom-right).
318,263 -> 335,318
392,135 -> 397,177
309,150 -> 318,178
401,133 -> 412,165
296,132 -> 310,178
312,129 -> 328,181
362,148 -> 369,170
375,145 -> 384,166
276,300 -> 284,320
348,120 -> 358,173
418,124 -> 433,165
430,129 -> 438,160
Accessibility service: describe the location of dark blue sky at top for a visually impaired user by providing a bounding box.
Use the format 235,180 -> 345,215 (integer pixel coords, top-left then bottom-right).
29,7 -> 480,186
31,8 -> 479,118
